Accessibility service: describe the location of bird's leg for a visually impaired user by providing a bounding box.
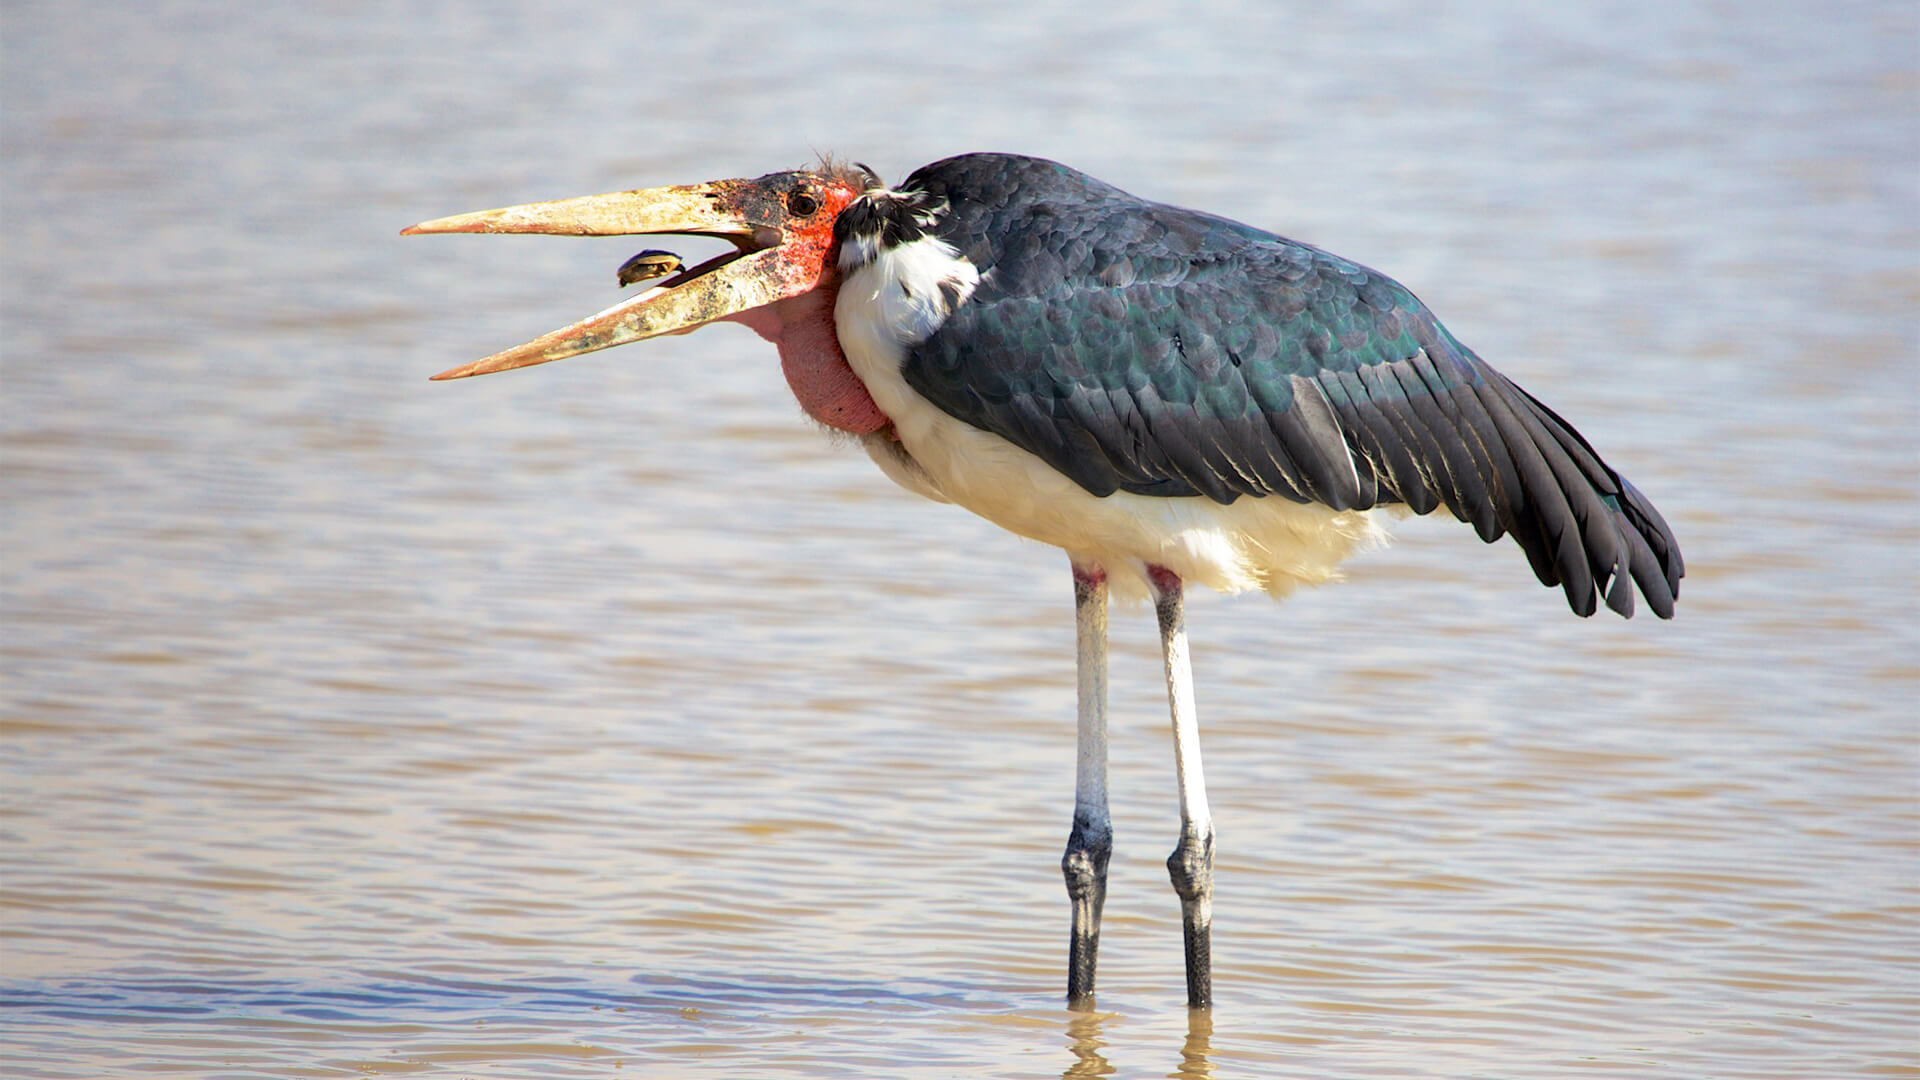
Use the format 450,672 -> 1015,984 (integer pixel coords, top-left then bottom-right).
1062,560 -> 1112,1008
1149,564 -> 1214,1008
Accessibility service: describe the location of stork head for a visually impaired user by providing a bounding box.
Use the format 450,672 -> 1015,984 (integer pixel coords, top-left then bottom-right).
404,164 -> 873,380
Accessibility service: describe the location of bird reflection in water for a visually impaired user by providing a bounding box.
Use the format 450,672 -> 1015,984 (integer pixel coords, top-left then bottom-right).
1063,1005 -> 1214,1078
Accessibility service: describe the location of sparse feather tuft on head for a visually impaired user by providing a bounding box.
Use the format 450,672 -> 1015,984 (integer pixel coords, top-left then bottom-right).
811,155 -> 885,192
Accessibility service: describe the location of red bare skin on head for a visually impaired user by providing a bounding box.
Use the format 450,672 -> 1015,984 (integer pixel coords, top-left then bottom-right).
724,174 -> 890,437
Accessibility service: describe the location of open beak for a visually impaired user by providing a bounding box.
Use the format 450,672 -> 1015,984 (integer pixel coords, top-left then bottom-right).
403,180 -> 791,380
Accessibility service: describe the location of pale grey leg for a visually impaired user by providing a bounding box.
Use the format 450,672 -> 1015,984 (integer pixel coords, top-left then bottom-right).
1062,560 -> 1112,1007
1149,564 -> 1214,1008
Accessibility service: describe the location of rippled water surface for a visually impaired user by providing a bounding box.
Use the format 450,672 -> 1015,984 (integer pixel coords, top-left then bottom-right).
4,2 -> 1916,1077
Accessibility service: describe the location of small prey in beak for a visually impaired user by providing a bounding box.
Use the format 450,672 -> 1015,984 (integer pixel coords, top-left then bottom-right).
616,250 -> 686,289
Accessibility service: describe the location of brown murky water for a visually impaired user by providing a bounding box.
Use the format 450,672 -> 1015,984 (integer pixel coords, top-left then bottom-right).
4,2 -> 1916,1077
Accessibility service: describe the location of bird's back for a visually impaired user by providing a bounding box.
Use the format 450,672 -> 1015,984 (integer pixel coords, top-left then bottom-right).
878,153 -> 1681,618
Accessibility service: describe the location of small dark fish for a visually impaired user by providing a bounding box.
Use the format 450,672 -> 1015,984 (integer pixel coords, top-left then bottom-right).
617,250 -> 685,288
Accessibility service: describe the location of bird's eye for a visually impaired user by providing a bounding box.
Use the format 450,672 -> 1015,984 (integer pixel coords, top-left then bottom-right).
787,191 -> 820,217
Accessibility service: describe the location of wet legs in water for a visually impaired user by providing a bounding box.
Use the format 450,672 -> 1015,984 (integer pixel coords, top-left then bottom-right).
1150,564 -> 1214,1008
1061,561 -> 1215,1009
1062,562 -> 1111,1007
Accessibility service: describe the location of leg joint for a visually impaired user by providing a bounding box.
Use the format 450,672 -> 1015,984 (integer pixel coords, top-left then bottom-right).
1166,827 -> 1214,903
1062,815 -> 1113,898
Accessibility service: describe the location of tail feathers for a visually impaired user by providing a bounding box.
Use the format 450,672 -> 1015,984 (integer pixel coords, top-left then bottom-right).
1616,476 -> 1683,618
1469,371 -> 1683,619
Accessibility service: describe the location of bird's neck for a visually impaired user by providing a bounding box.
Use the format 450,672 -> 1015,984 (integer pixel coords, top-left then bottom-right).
727,283 -> 890,436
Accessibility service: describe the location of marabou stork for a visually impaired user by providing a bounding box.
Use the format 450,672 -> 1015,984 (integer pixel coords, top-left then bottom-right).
405,153 -> 1683,1009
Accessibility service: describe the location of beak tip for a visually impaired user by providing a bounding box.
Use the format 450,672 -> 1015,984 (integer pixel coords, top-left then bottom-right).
403,219 -> 476,236
404,214 -> 495,236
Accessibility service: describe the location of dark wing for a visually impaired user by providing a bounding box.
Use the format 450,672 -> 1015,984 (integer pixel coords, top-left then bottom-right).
900,153 -> 1683,618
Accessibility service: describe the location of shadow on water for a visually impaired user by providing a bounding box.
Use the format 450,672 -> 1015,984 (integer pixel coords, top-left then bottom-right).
2,973 -> 1230,1075
0,971 -> 1002,1025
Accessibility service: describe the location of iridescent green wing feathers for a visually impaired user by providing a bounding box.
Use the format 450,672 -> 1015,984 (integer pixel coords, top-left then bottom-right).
897,153 -> 1681,617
